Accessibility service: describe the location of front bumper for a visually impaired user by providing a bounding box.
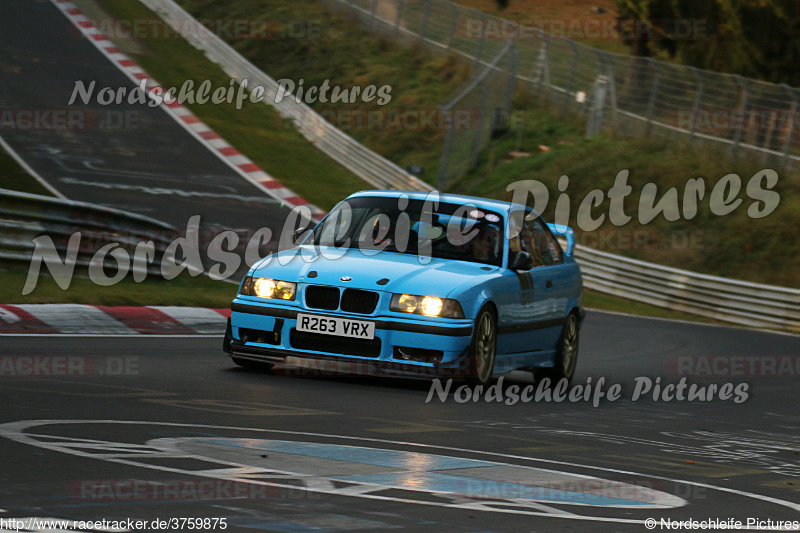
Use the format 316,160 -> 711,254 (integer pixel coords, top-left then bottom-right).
225,300 -> 475,379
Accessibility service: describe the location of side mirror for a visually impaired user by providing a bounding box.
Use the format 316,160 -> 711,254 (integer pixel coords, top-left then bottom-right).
293,227 -> 310,243
509,250 -> 533,271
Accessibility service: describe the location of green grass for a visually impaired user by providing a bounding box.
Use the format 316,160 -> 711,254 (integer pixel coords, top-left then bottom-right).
145,0 -> 796,289
4,0 -> 789,330
0,145 -> 54,196
0,265 -> 236,307
457,99 -> 800,287
0,262 -> 732,328
167,0 -> 474,187
583,289 -> 727,325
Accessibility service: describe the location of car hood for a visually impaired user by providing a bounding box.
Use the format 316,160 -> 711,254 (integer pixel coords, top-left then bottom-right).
251,246 -> 499,298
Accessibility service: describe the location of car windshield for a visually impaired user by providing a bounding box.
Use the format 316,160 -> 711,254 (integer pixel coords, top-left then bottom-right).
308,196 -> 505,266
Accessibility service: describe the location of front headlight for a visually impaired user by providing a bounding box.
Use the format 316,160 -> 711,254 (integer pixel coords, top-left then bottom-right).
240,276 -> 296,300
390,294 -> 464,318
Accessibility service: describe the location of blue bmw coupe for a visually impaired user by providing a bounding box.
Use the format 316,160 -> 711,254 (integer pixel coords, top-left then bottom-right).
224,190 -> 584,385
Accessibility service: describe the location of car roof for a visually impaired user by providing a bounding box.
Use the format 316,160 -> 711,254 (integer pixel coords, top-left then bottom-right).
347,190 -> 531,216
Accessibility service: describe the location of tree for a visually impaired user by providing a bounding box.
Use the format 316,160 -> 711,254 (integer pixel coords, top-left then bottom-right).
614,0 -> 681,58
613,0 -> 800,85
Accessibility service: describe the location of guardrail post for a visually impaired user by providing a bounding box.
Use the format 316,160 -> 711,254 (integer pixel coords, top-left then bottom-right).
731,75 -> 749,160
505,42 -> 518,115
645,58 -> 661,137
588,49 -> 609,135
474,13 -> 486,69
369,0 -> 379,28
600,50 -> 618,128
394,0 -> 405,35
530,33 -> 550,100
562,40 -> 579,113
446,2 -> 459,50
419,0 -> 432,44
471,82 -> 489,168
760,110 -> 777,165
688,66 -> 705,142
781,83 -> 797,171
586,75 -> 608,137
437,105 -> 454,190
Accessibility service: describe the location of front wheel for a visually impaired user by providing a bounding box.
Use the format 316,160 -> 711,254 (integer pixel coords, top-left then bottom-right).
534,312 -> 579,384
466,306 -> 497,386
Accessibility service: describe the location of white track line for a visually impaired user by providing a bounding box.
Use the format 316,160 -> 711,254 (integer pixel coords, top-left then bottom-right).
49,0 -> 325,220
586,307 -> 800,337
0,135 -> 65,198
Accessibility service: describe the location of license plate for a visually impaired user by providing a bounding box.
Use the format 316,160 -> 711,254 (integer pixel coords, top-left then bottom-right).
296,313 -> 375,339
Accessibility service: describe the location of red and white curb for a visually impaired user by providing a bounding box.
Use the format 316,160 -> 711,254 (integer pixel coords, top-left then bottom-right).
0,304 -> 229,335
50,0 -> 325,221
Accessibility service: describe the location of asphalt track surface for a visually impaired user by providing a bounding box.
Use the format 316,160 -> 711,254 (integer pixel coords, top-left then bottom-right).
1,313 -> 798,532
1,1 -> 799,532
0,0 -> 290,254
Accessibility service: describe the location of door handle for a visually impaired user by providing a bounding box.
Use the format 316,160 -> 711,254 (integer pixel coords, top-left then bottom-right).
546,280 -> 553,288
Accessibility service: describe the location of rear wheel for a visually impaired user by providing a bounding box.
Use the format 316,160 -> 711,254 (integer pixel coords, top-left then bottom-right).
467,306 -> 497,386
534,312 -> 579,384
231,357 -> 274,373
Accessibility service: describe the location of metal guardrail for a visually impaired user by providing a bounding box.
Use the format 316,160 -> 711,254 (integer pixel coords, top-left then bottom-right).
0,188 -> 175,278
139,0 -> 432,194
135,0 -> 798,332
576,246 -> 800,332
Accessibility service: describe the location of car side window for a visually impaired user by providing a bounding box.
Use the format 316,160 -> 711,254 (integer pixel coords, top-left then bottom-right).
531,219 -> 564,266
518,223 -> 541,266
508,217 -> 544,268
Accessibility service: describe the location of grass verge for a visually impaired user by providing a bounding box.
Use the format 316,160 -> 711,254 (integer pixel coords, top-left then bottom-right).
0,262 -> 734,329
458,98 -> 800,287
150,0 -> 797,288
3,0 -> 786,331
583,289 -> 730,326
0,144 -> 54,196
0,265 -> 236,307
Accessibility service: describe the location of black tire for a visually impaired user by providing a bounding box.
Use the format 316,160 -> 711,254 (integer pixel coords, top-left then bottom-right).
534,311 -> 579,384
231,357 -> 274,373
466,306 -> 497,386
